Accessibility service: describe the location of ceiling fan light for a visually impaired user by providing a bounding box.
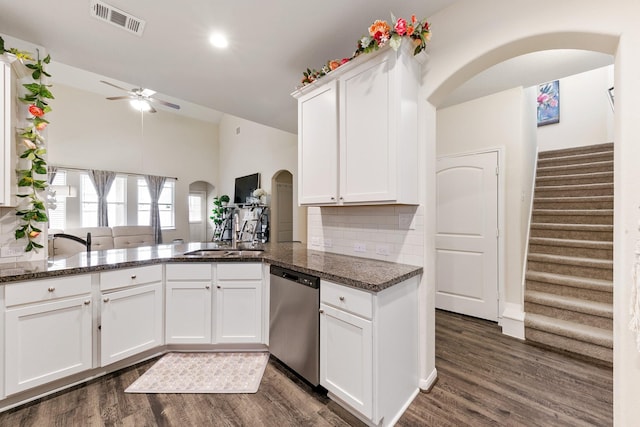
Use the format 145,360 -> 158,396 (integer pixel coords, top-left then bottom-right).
130,99 -> 151,112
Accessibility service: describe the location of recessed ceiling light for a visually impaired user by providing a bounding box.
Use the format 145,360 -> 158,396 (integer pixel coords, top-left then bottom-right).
209,32 -> 229,49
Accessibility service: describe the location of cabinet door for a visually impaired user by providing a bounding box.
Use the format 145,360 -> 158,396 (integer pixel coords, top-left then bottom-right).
320,303 -> 373,419
215,280 -> 262,343
5,296 -> 92,395
166,281 -> 212,344
100,282 -> 163,366
339,53 -> 396,203
298,80 -> 339,204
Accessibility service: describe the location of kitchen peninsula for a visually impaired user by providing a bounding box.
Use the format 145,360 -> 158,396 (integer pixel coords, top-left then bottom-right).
0,242 -> 422,426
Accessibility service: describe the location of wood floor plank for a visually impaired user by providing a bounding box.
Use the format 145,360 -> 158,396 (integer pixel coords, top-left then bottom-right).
0,310 -> 612,426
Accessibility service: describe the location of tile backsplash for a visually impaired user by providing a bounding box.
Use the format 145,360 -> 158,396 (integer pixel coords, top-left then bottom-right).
307,205 -> 424,266
0,207 -> 46,263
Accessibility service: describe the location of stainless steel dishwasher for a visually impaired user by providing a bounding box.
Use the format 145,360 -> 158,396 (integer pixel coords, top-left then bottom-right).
269,265 -> 320,386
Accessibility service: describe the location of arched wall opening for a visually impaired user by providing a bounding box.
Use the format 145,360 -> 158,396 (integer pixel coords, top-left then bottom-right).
188,180 -> 215,242
418,14 -> 638,421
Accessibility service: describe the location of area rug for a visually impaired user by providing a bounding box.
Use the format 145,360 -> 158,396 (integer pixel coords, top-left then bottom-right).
125,352 -> 269,394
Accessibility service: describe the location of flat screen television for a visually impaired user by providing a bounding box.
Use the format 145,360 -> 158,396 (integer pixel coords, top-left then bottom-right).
234,173 -> 260,205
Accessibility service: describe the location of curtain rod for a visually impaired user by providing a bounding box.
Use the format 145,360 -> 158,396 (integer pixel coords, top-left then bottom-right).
51,165 -> 178,181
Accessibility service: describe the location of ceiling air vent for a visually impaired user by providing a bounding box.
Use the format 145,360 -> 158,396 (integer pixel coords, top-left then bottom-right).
89,0 -> 146,36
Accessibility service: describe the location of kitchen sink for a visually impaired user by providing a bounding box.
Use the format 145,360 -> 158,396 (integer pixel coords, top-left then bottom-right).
182,246 -> 264,258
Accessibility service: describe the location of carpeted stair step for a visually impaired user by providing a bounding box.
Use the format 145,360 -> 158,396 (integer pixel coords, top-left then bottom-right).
528,237 -> 612,260
527,253 -> 612,281
537,143 -> 613,159
525,313 -> 612,348
537,150 -> 613,168
533,196 -> 613,210
525,321 -> 612,365
536,160 -> 613,177
535,171 -> 613,186
531,209 -> 613,225
524,290 -> 612,329
526,274 -> 612,304
533,182 -> 613,198
530,223 -> 613,241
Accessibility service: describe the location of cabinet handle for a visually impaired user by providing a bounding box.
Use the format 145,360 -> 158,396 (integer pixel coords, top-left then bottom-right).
330,197 -> 335,201
339,196 -> 344,201
131,275 -> 137,279
339,296 -> 345,302
103,297 -> 110,303
319,309 -> 324,314
84,300 -> 91,305
205,285 -> 211,289
48,287 -> 55,292
217,285 -> 221,289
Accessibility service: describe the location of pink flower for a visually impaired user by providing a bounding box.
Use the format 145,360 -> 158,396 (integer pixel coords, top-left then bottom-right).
394,18 -> 407,36
340,58 -> 350,65
28,104 -> 44,117
35,122 -> 48,131
28,230 -> 40,238
22,139 -> 37,150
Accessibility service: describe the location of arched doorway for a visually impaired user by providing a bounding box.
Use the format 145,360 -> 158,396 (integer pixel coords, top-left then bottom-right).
271,170 -> 294,242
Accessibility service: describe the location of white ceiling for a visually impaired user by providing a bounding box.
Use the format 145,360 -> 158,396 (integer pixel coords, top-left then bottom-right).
0,1 -> 614,133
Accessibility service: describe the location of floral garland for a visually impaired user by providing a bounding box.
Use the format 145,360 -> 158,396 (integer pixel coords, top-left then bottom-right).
0,36 -> 53,252
301,14 -> 430,86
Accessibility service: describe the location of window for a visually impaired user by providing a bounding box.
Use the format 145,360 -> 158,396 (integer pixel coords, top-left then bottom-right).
80,174 -> 127,227
138,179 -> 175,229
188,193 -> 203,223
48,171 -> 67,230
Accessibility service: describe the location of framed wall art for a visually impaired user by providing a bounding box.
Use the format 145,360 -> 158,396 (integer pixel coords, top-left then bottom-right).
537,80 -> 560,126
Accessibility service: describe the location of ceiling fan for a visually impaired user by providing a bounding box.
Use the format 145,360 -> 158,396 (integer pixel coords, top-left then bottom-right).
100,80 -> 181,113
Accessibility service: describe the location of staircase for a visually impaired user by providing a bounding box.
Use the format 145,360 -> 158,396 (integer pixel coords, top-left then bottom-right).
524,142 -> 613,365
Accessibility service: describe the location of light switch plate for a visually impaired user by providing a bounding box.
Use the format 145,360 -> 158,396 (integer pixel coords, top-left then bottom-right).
354,242 -> 366,253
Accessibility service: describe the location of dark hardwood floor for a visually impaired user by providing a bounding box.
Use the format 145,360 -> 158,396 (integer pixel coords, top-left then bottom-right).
0,310 -> 612,426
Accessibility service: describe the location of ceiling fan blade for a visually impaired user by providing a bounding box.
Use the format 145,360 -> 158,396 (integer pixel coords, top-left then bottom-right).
106,96 -> 135,101
150,98 -> 181,110
100,80 -> 131,93
140,88 -> 156,97
148,104 -> 158,113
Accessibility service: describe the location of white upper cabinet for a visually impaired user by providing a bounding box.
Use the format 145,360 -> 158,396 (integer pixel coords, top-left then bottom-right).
293,41 -> 422,206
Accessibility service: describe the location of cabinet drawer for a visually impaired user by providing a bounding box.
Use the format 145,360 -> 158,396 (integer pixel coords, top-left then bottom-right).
321,280 -> 373,319
166,263 -> 212,281
217,263 -> 262,280
100,264 -> 162,291
5,275 -> 91,307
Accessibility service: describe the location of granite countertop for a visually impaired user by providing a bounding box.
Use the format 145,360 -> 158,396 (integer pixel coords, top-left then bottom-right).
0,242 -> 422,292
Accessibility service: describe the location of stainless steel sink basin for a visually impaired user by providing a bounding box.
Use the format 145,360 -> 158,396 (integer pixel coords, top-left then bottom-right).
182,246 -> 264,257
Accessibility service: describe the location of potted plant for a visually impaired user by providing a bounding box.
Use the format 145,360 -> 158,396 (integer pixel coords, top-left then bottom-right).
219,194 -> 230,206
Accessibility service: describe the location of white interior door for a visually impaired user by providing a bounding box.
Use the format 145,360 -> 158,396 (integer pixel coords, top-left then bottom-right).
188,191 -> 206,242
436,151 -> 499,321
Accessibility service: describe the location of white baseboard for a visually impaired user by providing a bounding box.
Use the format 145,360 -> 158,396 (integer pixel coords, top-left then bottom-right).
500,302 -> 525,339
419,367 -> 438,391
387,387 -> 420,426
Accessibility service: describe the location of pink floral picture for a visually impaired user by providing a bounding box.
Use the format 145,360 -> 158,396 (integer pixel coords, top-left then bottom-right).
537,80 -> 560,126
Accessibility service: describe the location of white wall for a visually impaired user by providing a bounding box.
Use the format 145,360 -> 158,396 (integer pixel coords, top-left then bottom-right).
424,1 -> 640,424
536,65 -> 614,151
437,87 -> 537,309
217,114 -> 304,242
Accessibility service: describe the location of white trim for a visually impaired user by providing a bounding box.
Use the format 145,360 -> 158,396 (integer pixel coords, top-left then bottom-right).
419,367 -> 438,390
387,387 -> 420,426
500,302 -> 525,339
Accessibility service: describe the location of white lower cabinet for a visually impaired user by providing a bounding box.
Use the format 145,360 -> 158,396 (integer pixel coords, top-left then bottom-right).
100,266 -> 163,366
320,303 -> 373,418
4,276 -> 92,395
165,264 -> 212,344
320,277 -> 420,426
215,263 -> 263,343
